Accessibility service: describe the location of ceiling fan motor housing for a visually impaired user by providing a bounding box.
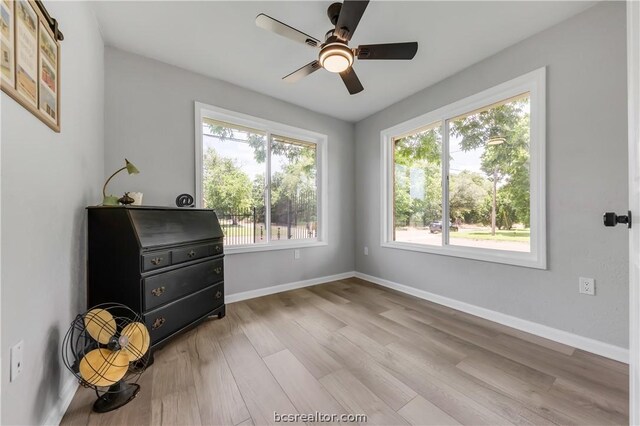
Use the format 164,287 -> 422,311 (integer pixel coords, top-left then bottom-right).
327,2 -> 342,25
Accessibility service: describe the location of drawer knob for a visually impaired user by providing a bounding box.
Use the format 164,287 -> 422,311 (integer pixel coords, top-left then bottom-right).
150,257 -> 163,266
215,291 -> 222,299
214,267 -> 222,274
214,245 -> 221,253
152,317 -> 166,330
188,250 -> 196,258
151,286 -> 166,297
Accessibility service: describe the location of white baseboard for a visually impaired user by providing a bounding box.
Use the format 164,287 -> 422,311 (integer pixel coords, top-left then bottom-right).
354,272 -> 629,364
225,271 -> 356,303
43,376 -> 78,426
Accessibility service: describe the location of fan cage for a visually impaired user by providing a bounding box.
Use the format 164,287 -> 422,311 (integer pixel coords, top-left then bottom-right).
62,303 -> 150,396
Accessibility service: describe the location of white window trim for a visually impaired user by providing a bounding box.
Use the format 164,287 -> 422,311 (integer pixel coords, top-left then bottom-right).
195,102 -> 329,255
380,67 -> 547,269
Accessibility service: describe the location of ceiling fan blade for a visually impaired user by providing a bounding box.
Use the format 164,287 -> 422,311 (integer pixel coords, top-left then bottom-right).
256,14 -> 321,48
283,60 -> 322,83
334,0 -> 369,41
339,67 -> 364,95
357,42 -> 418,60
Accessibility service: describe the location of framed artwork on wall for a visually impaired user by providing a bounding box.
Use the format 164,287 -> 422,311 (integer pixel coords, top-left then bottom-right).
38,20 -> 55,124
1,0 -> 15,88
16,0 -> 37,107
0,0 -> 61,132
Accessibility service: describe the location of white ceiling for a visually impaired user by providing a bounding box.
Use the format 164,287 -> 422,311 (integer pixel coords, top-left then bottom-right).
91,1 -> 595,122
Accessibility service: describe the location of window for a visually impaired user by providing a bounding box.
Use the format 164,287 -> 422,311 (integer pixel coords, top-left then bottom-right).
195,103 -> 327,253
382,68 -> 546,268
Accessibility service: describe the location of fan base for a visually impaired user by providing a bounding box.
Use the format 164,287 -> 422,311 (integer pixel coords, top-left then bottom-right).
93,383 -> 140,413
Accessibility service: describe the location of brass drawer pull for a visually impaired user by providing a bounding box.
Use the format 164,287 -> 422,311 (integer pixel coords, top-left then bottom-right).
152,317 -> 166,330
151,286 -> 166,297
214,267 -> 222,274
150,257 -> 163,266
215,291 -> 222,299
187,250 -> 196,258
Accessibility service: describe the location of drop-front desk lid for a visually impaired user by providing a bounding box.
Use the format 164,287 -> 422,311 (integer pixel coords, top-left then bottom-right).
88,205 -> 224,248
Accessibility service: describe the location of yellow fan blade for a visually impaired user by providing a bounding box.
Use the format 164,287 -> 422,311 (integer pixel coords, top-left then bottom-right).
120,322 -> 150,362
79,348 -> 129,387
84,309 -> 117,344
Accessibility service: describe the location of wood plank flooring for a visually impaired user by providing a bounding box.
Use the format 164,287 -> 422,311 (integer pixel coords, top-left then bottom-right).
61,278 -> 629,426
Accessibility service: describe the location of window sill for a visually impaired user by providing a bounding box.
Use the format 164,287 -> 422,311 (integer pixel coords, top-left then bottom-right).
224,240 -> 328,255
381,241 -> 546,269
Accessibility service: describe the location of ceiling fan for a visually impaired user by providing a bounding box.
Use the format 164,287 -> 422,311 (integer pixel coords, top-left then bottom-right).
255,0 -> 418,95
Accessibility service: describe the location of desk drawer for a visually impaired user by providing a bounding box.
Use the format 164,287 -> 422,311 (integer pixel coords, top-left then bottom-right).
145,283 -> 224,344
172,243 -> 212,265
211,241 -> 223,256
143,258 -> 223,310
142,251 -> 170,271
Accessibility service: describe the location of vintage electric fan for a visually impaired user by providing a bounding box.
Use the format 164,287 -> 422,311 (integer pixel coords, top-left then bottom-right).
62,303 -> 151,412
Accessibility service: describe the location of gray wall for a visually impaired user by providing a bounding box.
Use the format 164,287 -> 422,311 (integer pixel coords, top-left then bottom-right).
0,2 -> 104,424
354,2 -> 629,347
104,48 -> 355,295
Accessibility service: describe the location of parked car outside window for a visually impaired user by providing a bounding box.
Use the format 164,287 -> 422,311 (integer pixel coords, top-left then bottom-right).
429,221 -> 458,233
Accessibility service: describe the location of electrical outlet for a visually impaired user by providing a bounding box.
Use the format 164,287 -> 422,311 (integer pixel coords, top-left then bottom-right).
579,277 -> 595,295
10,340 -> 24,382
364,246 -> 368,256
294,249 -> 300,260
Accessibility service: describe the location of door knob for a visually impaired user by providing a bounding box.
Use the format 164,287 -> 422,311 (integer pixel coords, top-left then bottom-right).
603,211 -> 632,228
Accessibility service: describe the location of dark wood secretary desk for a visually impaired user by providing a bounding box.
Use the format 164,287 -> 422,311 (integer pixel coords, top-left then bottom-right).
87,206 -> 225,353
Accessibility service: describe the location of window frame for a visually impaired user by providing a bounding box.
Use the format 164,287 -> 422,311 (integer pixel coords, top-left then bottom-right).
195,102 -> 328,255
380,68 -> 546,269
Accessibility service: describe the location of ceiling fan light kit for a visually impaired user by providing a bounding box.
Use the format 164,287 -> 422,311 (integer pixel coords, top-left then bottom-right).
319,42 -> 354,73
256,0 -> 418,95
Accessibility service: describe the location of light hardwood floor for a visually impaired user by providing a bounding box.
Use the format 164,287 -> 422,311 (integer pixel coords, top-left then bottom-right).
61,278 -> 629,425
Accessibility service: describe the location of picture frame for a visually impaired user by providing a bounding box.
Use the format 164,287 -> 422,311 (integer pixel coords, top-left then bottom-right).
1,0 -> 15,89
38,20 -> 56,124
1,0 -> 60,132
